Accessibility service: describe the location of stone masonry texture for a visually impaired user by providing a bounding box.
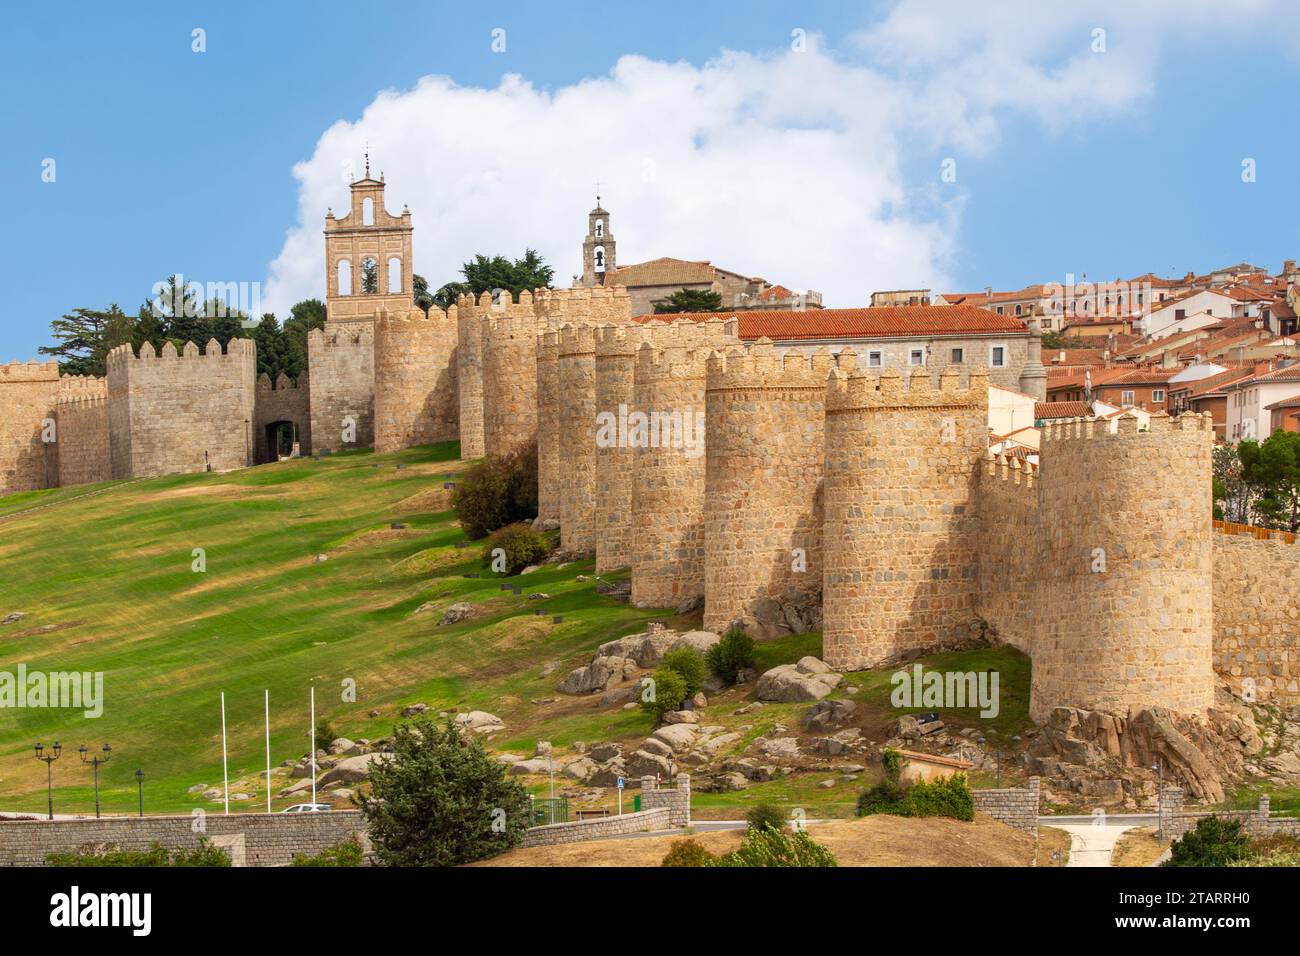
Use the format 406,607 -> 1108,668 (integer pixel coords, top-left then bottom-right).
0,361 -> 60,495
373,306 -> 459,453
308,324 -> 375,453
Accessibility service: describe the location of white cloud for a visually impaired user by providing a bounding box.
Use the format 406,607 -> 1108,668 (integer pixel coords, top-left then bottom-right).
262,2 -> 1280,317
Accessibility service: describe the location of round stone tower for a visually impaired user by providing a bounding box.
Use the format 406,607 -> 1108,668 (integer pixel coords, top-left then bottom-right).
703,340 -> 831,634
535,328 -> 561,523
630,341 -> 710,607
1030,412 -> 1215,722
455,292 -> 487,459
373,306 -> 459,453
821,362 -> 989,670
558,323 -> 598,552
480,290 -> 539,456
594,323 -> 650,572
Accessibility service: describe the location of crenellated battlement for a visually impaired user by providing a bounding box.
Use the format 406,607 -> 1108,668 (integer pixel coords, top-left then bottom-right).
0,360 -> 60,383
1040,410 -> 1211,445
558,322 -> 596,357
256,371 -> 305,394
825,363 -> 989,412
705,339 -> 843,391
635,342 -> 710,384
57,375 -> 107,403
982,449 -> 1039,489
108,338 -> 255,368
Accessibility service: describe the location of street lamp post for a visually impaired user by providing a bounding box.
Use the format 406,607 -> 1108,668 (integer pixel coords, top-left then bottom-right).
34,742 -> 61,820
135,769 -> 145,817
80,744 -> 111,819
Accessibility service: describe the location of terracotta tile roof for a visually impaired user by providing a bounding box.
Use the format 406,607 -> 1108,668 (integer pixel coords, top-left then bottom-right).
607,257 -> 716,287
1093,367 -> 1181,387
1264,393 -> 1300,410
758,284 -> 794,301
634,305 -> 1029,341
1035,401 -> 1090,420
1177,367 -> 1255,398
1239,363 -> 1300,385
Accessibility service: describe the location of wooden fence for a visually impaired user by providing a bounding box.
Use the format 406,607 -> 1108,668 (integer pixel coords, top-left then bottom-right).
1212,519 -> 1295,544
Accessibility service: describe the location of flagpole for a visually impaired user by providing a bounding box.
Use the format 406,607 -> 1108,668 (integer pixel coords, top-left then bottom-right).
310,686 -> 317,807
264,689 -> 271,814
220,692 -> 229,816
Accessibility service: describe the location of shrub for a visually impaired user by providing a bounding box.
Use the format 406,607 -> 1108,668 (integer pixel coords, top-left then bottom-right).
901,773 -> 975,822
710,825 -> 837,867
291,834 -> 365,867
746,803 -> 787,833
47,839 -> 231,867
639,668 -> 688,723
1165,816 -> 1252,867
661,647 -> 707,697
314,717 -> 336,751
856,751 -> 974,822
452,445 -> 539,540
482,522 -> 551,575
705,626 -> 756,684
661,838 -> 715,867
358,715 -> 531,866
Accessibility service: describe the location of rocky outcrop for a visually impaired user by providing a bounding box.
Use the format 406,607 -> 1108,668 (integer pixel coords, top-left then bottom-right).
728,587 -> 822,639
453,711 -> 505,735
558,655 -> 637,695
596,622 -> 720,669
756,657 -> 843,702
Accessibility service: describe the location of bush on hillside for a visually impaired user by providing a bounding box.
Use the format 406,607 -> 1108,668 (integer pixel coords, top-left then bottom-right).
1165,816 -> 1252,867
746,802 -> 788,833
709,825 -> 837,867
290,834 -> 365,867
856,749 -> 974,821
47,839 -> 231,867
639,668 -> 688,723
661,838 -> 716,867
314,717 -> 336,751
452,445 -> 539,540
661,647 -> 707,697
705,626 -> 756,684
482,522 -> 551,575
358,715 -> 531,866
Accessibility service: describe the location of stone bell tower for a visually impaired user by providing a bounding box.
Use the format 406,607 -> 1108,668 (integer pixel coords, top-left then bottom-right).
581,196 -> 615,287
324,152 -> 414,323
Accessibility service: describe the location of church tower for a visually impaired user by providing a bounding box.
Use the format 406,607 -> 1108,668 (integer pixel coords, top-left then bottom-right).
580,197 -> 615,287
324,153 -> 414,323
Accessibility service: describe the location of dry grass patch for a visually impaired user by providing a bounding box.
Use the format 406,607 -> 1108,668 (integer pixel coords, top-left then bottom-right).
1111,826 -> 1164,867
470,813 -> 1036,867
1036,826 -> 1072,866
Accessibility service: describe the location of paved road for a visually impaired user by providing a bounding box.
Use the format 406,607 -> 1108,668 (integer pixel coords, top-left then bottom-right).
1055,823 -> 1138,867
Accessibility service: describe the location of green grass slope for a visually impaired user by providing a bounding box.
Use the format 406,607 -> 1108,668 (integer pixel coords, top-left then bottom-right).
0,443 -> 672,814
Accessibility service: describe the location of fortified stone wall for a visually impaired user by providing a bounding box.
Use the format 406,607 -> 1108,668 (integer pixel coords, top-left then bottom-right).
480,291 -> 540,457
1212,534 -> 1300,707
0,361 -> 59,496
373,306 -> 458,453
822,363 -> 988,670
55,375 -> 110,487
308,323 -> 374,453
1030,413 -> 1215,723
703,340 -> 831,634
106,339 -> 256,479
254,371 -> 311,463
596,317 -> 740,575
536,328 -> 561,521
976,452 -> 1040,654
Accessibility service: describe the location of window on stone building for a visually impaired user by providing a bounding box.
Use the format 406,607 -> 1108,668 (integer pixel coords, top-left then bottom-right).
362,257 -> 379,294
909,348 -> 925,366
868,350 -> 883,367
388,257 -> 402,294
989,344 -> 1006,367
951,347 -> 964,363
337,259 -> 352,296
363,197 -> 374,226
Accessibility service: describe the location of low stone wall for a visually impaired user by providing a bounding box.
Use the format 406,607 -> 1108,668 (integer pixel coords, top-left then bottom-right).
972,776 -> 1040,831
640,774 -> 691,827
0,810 -> 367,867
521,808 -> 672,848
1158,787 -> 1300,842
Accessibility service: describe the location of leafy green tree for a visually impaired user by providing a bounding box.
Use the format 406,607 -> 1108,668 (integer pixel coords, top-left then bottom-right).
39,304 -> 131,375
1212,443 -> 1248,522
1238,430 -> 1300,531
706,626 -> 757,683
361,258 -> 379,294
458,249 -> 553,298
413,274 -> 435,315
358,715 -> 530,866
653,289 -> 724,314
661,647 -> 707,697
639,667 -> 688,723
432,281 -> 470,310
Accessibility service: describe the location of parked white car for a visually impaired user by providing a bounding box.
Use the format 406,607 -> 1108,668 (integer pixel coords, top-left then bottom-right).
281,803 -> 331,813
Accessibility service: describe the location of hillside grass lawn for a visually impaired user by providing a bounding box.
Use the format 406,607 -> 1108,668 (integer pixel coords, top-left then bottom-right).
0,441 -> 1037,819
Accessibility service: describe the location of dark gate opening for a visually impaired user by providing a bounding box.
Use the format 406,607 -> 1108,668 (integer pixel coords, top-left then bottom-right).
262,421 -> 299,463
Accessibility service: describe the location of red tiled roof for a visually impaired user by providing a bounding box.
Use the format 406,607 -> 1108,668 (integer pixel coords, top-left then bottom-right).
758,284 -> 794,301
1239,363 -> 1300,385
1264,392 -> 1300,411
1035,401 -> 1090,419
635,305 -> 1029,341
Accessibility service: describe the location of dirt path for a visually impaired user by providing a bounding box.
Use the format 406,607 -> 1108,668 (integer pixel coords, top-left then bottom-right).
1057,824 -> 1137,867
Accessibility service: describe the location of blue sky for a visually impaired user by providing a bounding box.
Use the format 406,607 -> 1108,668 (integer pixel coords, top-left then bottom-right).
3,0 -> 1298,359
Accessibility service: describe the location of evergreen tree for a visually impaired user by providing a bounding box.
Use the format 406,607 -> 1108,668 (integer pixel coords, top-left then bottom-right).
653,289 -> 724,314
